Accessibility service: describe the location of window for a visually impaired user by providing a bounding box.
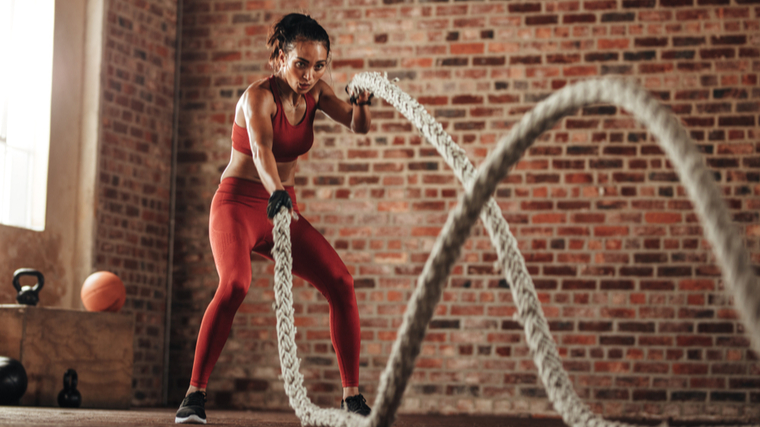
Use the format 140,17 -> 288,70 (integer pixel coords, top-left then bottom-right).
0,0 -> 55,231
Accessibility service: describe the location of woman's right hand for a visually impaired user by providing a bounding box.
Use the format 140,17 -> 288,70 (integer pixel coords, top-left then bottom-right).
267,190 -> 299,225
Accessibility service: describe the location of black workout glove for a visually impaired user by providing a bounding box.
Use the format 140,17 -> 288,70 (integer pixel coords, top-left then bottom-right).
267,190 -> 293,219
345,85 -> 374,106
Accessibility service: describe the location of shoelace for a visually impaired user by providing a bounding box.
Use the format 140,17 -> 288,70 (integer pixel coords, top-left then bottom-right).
183,392 -> 206,407
346,394 -> 367,411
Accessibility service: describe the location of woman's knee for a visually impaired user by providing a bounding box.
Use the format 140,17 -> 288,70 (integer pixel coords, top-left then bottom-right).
216,277 -> 250,308
326,271 -> 357,306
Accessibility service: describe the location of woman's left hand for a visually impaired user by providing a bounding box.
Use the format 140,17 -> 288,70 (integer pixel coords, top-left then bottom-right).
345,85 -> 373,106
352,89 -> 372,106
320,80 -> 372,133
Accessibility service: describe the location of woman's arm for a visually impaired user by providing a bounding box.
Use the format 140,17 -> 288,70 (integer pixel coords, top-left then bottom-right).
317,80 -> 372,134
241,88 -> 283,195
241,88 -> 298,221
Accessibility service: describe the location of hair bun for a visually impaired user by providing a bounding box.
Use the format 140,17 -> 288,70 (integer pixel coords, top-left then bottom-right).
267,13 -> 331,72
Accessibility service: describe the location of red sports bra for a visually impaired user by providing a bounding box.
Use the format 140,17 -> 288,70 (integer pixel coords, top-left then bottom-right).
231,75 -> 317,162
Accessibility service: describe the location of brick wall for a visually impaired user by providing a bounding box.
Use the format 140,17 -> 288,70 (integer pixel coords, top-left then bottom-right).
98,0 -> 177,406
170,0 -> 760,420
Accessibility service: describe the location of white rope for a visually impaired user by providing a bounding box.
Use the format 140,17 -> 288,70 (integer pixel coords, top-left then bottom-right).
270,73 -> 760,427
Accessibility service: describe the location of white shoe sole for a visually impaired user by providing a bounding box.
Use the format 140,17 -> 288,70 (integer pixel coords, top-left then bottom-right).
175,414 -> 207,424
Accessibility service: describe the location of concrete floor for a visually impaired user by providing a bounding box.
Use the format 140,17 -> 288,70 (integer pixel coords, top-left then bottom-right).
0,407 -> 756,427
0,407 -> 570,427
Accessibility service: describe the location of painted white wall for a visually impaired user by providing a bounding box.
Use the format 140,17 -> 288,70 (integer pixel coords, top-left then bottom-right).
0,0 -> 105,309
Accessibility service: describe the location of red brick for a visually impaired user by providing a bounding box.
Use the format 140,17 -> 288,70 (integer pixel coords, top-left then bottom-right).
601,308 -> 636,319
677,336 -> 713,347
644,212 -> 682,224
673,363 -> 709,375
563,14 -> 596,23
452,95 -> 483,104
634,363 -> 669,374
563,66 -> 598,77
526,15 -> 558,25
450,43 -> 484,55
436,5 -> 467,16
451,306 -> 484,316
509,3 -> 541,12
332,59 -> 364,69
594,226 -> 629,236
598,39 -> 630,49
418,96 -> 449,106
595,362 -> 630,373
640,336 -> 673,346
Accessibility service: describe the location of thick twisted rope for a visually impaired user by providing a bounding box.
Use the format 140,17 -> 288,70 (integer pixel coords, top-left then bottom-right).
271,74 -> 760,427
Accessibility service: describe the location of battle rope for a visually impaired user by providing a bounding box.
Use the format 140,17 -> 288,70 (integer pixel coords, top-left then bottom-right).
271,74 -> 759,427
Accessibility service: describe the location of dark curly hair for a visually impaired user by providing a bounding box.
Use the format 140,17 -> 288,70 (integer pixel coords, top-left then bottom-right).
267,13 -> 331,72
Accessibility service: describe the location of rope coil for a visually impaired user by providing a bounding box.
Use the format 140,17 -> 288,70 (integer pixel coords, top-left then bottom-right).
270,73 -> 759,427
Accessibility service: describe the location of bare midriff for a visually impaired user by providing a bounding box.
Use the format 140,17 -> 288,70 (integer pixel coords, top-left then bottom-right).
219,147 -> 297,187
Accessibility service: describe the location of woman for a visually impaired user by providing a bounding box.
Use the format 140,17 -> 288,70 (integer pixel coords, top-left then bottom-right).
175,13 -> 373,424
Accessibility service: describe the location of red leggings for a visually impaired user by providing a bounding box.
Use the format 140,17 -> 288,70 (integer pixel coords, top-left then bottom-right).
190,177 -> 360,388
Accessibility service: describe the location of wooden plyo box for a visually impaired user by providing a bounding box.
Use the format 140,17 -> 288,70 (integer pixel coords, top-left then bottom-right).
0,305 -> 134,409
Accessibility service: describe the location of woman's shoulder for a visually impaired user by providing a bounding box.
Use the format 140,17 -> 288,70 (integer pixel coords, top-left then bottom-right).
311,79 -> 332,107
242,76 -> 276,103
236,77 -> 277,119
233,77 -> 276,126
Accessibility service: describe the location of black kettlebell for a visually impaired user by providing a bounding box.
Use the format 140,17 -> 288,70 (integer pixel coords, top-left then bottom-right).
57,369 -> 81,408
12,269 -> 44,306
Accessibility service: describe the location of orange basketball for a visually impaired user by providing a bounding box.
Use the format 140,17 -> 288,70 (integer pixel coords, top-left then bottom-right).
80,271 -> 126,312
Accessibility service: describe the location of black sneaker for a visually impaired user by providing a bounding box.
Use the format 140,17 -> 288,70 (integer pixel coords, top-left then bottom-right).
175,391 -> 207,424
341,393 -> 371,416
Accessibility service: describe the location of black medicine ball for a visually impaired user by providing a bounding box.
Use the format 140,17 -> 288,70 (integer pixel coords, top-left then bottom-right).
0,357 -> 28,405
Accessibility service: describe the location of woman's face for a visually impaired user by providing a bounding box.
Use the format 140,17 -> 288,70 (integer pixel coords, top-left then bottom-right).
278,40 -> 328,94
